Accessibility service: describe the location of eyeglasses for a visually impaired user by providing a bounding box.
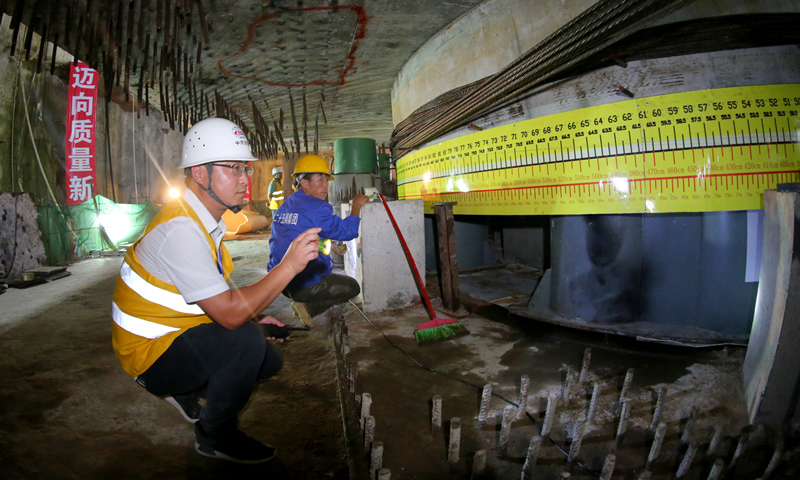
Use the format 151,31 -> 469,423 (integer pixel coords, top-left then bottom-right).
212,163 -> 254,178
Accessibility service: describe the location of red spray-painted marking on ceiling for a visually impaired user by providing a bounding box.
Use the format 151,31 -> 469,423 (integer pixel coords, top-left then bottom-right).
217,6 -> 367,87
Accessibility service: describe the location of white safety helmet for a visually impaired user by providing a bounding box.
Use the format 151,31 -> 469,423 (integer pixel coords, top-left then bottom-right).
272,167 -> 282,175
179,117 -> 257,169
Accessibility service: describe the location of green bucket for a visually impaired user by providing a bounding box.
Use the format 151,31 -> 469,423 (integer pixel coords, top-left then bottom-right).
333,138 -> 376,174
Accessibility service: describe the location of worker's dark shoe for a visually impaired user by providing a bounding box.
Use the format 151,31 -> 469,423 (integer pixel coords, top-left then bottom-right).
165,394 -> 202,424
291,302 -> 314,328
195,429 -> 277,464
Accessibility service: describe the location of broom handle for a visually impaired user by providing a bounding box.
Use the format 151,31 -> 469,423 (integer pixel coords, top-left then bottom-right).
378,193 -> 436,320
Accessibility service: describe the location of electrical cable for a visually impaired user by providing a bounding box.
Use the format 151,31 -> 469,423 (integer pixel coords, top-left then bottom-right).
347,300 -> 601,477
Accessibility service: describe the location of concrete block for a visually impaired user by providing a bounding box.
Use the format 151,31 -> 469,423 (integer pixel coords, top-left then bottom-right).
743,190 -> 800,426
344,199 -> 424,313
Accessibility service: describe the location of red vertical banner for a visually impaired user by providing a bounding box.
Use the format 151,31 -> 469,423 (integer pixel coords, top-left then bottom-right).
66,61 -> 99,205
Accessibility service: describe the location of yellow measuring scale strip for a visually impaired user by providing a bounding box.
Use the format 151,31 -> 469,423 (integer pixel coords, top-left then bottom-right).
396,84 -> 800,215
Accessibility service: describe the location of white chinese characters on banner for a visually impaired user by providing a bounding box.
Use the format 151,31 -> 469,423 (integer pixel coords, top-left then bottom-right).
66,62 -> 99,206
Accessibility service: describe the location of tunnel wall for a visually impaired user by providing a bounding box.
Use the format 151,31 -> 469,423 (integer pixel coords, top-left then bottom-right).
392,0 -> 800,125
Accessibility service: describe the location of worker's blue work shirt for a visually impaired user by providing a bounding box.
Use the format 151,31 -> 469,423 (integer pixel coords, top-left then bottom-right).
268,190 -> 361,290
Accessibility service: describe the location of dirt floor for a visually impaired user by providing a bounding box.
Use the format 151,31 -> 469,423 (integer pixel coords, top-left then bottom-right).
0,240 -> 348,480
0,237 -> 797,479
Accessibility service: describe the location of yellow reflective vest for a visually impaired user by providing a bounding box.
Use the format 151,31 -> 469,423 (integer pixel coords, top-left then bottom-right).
111,198 -> 233,377
268,179 -> 285,210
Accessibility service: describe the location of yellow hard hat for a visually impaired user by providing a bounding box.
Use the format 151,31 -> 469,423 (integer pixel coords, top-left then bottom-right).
292,154 -> 333,180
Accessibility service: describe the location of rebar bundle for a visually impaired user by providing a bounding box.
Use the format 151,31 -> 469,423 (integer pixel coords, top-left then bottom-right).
391,0 -> 697,159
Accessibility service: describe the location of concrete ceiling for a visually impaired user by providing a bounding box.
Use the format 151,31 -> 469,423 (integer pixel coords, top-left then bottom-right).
5,0 -> 485,154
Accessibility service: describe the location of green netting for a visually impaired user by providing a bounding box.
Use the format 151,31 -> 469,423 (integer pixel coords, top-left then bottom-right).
36,195 -> 159,263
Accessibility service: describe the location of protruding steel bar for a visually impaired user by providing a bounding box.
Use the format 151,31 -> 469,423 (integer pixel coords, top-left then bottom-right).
542,393 -> 558,437
517,375 -> 530,420
521,435 -> 542,479
360,393 -> 372,430
681,407 -> 698,444
470,450 -> 486,479
616,399 -> 631,439
729,432 -> 749,469
650,387 -> 665,431
370,441 -> 384,480
563,367 -> 574,402
377,468 -> 391,480
478,384 -> 492,423
676,443 -> 698,478
587,382 -> 600,424
448,417 -> 462,463
761,441 -> 783,480
364,415 -> 376,450
432,395 -> 442,430
648,422 -> 667,465
619,368 -> 635,405
707,425 -> 723,457
600,454 -> 616,480
579,348 -> 592,384
568,420 -> 586,463
706,458 -> 724,480
498,405 -> 515,454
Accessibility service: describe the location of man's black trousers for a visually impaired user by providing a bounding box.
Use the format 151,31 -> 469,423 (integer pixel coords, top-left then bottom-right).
136,321 -> 283,437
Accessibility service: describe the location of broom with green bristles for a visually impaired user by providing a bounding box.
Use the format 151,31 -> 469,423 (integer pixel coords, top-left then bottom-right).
378,193 -> 469,344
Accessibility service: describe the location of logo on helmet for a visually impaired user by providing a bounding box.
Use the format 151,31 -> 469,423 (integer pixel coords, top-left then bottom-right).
232,127 -> 246,139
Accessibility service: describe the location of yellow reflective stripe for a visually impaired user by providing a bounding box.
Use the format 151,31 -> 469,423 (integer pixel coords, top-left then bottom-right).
111,302 -> 180,339
120,262 -> 204,315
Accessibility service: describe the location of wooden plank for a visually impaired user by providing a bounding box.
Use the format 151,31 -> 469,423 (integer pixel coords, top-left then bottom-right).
434,203 -> 460,311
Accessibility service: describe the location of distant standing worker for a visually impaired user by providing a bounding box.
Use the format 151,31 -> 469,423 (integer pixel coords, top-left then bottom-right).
268,154 -> 369,327
268,166 -> 284,218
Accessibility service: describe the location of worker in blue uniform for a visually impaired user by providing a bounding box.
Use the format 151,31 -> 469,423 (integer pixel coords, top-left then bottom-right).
268,154 -> 370,327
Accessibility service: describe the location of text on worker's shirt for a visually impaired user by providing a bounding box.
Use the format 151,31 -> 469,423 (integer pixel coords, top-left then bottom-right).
275,212 -> 299,225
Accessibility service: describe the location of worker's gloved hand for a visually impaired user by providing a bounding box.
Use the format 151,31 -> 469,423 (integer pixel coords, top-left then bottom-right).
282,227 -> 321,274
